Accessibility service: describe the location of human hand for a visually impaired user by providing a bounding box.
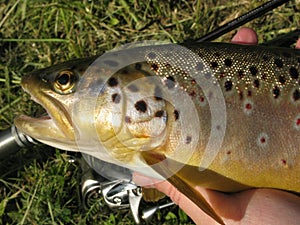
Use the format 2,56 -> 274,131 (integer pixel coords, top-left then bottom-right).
231,27 -> 300,49
133,28 -> 300,225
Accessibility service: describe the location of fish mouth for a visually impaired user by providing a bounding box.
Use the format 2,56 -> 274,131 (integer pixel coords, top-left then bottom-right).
14,89 -> 77,151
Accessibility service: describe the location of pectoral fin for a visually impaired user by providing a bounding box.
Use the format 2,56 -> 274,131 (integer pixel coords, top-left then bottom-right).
142,188 -> 166,202
141,151 -> 225,225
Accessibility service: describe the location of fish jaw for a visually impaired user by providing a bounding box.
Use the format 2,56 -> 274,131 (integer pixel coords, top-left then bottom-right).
14,70 -> 78,151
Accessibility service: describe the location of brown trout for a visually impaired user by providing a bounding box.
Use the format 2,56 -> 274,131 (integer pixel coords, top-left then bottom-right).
14,42 -> 300,224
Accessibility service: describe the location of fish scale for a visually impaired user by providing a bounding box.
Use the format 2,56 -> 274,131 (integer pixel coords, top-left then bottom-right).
14,42 -> 300,224
134,43 -> 300,189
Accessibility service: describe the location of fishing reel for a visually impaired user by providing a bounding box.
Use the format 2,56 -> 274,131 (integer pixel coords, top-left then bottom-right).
80,176 -> 175,224
79,154 -> 175,224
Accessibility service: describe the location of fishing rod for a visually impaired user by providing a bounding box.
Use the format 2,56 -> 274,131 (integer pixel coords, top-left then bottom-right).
195,0 -> 291,42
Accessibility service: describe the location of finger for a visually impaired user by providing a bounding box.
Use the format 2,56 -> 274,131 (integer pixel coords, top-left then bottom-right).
231,27 -> 258,45
196,187 -> 300,225
132,172 -> 163,188
296,38 -> 300,49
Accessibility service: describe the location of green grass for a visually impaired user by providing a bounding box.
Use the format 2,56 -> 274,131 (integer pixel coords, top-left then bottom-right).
0,0 -> 299,224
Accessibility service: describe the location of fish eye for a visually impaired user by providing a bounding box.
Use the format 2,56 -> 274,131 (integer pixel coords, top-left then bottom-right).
54,70 -> 78,94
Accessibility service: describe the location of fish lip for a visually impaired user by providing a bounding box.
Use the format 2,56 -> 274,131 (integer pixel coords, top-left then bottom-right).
14,85 -> 76,143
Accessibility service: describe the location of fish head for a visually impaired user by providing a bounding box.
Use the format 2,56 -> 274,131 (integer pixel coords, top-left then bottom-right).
15,44 -> 208,169
14,51 -> 172,166
14,57 -> 97,151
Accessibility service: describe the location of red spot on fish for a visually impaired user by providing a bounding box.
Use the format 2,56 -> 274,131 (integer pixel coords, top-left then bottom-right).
260,137 -> 266,143
295,116 -> 300,131
226,151 -> 231,155
297,118 -> 300,126
243,100 -> 254,115
281,159 -> 287,166
199,96 -> 205,102
257,132 -> 269,148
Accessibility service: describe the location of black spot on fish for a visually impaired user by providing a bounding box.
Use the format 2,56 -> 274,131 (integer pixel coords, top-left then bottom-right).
224,58 -> 232,67
195,62 -> 204,71
154,86 -> 163,100
165,63 -> 171,69
125,116 -> 131,123
128,84 -> 139,92
273,86 -> 280,99
164,76 -> 176,89
278,76 -> 286,85
224,80 -> 233,91
262,55 -> 269,61
135,63 -> 142,70
174,110 -> 179,121
289,67 -> 299,79
211,61 -> 218,69
155,110 -> 165,118
199,96 -> 205,103
185,136 -> 192,144
189,90 -> 196,97
135,100 -> 147,113
247,90 -> 252,97
293,89 -> 300,101
151,64 -> 159,72
274,58 -> 283,68
214,52 -> 221,57
147,52 -> 157,59
238,70 -> 244,79
219,72 -> 225,79
108,77 -> 118,87
112,93 -> 121,103
253,79 -> 260,88
104,60 -> 119,67
249,66 -> 258,76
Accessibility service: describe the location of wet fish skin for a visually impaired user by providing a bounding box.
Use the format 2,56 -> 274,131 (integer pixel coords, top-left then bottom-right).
14,42 -> 300,224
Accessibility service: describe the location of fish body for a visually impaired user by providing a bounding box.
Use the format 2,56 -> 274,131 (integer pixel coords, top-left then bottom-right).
15,42 -> 300,223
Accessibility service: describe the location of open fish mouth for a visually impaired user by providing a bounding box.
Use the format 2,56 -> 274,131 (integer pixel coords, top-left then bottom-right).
14,90 -> 77,151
